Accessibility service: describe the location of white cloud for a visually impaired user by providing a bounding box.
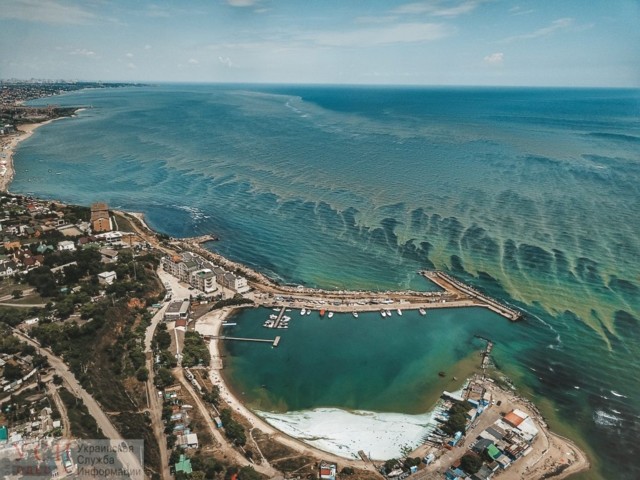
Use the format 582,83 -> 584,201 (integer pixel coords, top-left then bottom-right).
126,53 -> 134,58
502,18 -> 574,43
218,56 -> 234,67
393,0 -> 486,17
509,5 -> 534,16
0,0 -> 96,25
188,58 -> 199,64
226,0 -> 259,7
69,48 -> 96,57
484,52 -> 504,65
304,22 -> 453,47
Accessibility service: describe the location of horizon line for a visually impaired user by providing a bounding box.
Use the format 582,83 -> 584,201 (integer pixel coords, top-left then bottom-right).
1,79 -> 639,90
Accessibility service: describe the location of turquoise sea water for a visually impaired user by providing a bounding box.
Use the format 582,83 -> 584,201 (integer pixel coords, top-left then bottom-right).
14,85 -> 640,478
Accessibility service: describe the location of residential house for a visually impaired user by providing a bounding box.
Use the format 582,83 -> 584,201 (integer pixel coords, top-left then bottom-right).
57,240 -> 76,252
99,247 -> 119,263
319,461 -> 337,480
97,271 -> 117,285
174,455 -> 192,475
0,261 -> 18,277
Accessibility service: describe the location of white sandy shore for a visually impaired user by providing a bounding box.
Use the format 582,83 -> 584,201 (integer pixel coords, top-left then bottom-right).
258,407 -> 437,460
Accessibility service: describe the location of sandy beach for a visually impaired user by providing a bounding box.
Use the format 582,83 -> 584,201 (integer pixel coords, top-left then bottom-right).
194,309 -> 381,472
0,119 -> 63,192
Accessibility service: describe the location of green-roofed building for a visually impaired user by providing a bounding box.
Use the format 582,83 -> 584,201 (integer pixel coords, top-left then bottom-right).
175,454 -> 192,475
486,444 -> 501,461
0,426 -> 8,444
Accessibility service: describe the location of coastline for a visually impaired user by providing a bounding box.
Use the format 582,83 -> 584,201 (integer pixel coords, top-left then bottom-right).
2,112 -> 591,479
194,306 -> 590,478
0,117 -> 69,192
195,308 -> 381,472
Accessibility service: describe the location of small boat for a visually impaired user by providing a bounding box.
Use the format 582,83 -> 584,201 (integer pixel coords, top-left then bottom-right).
385,309 -> 392,316
328,312 -> 334,318
380,310 -> 387,317
352,311 -> 359,318
397,308 -> 403,316
300,308 -> 306,315
306,309 -> 311,315
269,314 -> 278,320
419,308 -> 427,316
272,308 -> 280,311
320,309 -> 326,317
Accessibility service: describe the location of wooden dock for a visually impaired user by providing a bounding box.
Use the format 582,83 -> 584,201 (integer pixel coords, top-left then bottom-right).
214,335 -> 281,347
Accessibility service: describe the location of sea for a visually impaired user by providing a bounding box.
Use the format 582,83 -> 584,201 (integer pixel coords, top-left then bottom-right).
13,84 -> 640,478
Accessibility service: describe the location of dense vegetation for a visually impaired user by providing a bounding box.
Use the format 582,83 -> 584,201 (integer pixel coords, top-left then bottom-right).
58,387 -> 104,439
220,408 -> 247,446
181,331 -> 211,367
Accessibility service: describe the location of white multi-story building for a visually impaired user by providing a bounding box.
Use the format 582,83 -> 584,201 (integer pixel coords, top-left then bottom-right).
190,268 -> 217,293
162,252 -> 246,294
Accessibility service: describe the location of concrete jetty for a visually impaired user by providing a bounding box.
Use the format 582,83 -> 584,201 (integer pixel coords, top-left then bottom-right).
420,271 -> 523,321
272,306 -> 287,328
184,234 -> 219,244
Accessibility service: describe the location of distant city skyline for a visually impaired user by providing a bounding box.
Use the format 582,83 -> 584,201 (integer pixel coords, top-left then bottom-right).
1,0 -> 638,87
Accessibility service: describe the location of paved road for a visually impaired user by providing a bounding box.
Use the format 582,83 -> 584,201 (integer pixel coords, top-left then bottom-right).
0,302 -> 47,308
12,329 -> 146,478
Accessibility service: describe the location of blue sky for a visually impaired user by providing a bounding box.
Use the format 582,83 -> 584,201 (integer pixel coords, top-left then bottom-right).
1,0 -> 638,86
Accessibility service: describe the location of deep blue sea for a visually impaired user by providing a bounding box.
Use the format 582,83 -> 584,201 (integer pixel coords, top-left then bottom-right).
14,84 -> 640,478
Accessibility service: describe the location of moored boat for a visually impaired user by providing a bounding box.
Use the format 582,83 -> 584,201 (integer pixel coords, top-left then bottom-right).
320,309 -> 326,317
353,311 -> 359,318
300,308 -> 307,315
419,308 -> 427,316
397,308 -> 402,316
328,312 -> 334,318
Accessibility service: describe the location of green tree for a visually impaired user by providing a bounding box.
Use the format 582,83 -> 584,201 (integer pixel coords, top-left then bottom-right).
460,453 -> 483,474
384,459 -> 398,474
2,363 -> 23,381
155,367 -> 174,388
135,367 -> 149,382
11,289 -> 22,299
